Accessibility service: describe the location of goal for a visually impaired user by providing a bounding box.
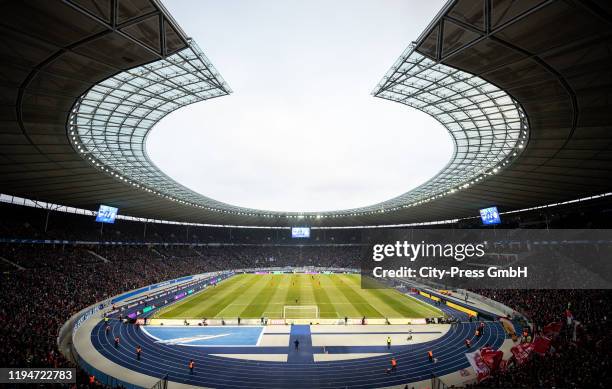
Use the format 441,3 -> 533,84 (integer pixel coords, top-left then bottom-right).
283,305 -> 319,319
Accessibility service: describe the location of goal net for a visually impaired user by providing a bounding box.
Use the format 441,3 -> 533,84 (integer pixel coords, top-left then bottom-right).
283,305 -> 319,319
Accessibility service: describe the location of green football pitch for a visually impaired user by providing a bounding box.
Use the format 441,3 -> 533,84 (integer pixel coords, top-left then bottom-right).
154,273 -> 443,319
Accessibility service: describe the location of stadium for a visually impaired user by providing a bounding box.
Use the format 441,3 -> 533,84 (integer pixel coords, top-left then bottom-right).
0,0 -> 611,388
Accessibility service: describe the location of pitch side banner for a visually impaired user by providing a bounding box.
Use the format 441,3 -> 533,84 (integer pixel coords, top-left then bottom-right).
360,229 -> 612,289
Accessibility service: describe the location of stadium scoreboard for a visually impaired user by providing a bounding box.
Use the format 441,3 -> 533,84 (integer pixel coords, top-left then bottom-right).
291,227 -> 310,238
479,206 -> 501,225
95,205 -> 118,224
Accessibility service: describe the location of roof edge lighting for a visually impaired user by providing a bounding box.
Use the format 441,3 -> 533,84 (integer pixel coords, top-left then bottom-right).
68,37 -> 528,221
370,44 -> 529,211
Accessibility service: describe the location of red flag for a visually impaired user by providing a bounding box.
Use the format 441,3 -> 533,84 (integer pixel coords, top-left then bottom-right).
532,336 -> 551,355
511,342 -> 534,365
543,321 -> 563,337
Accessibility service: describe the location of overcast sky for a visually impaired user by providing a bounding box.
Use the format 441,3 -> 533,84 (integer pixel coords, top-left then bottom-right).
147,0 -> 451,213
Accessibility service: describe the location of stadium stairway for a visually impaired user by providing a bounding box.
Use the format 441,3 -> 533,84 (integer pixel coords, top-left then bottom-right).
0,255 -> 24,270
87,250 -> 109,263
288,325 -> 314,364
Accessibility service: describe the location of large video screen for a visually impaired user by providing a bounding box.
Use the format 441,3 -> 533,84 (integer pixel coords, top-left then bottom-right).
291,227 -> 310,238
479,206 -> 501,225
95,205 -> 118,224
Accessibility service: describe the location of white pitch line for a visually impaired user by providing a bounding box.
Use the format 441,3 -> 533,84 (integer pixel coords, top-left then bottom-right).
155,333 -> 231,345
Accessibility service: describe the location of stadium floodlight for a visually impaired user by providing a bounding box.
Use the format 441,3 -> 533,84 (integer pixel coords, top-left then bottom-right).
283,305 -> 319,319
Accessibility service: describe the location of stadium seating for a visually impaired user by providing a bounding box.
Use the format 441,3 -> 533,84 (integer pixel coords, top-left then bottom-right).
1,199 -> 611,387
1,233 -> 610,388
469,290 -> 611,388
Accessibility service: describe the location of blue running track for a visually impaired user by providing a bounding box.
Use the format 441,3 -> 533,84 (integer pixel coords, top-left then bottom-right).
89,304 -> 507,388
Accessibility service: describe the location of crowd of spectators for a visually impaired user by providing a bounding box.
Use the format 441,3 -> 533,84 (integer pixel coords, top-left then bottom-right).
468,289 -> 611,388
187,245 -> 360,269
0,203 -> 362,244
476,289 -> 609,333
1,200 -> 611,388
0,242 -> 360,388
0,245 -> 100,269
1,241 -> 610,388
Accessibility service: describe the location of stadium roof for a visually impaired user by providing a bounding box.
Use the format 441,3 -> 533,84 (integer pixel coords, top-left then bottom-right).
1,0 -> 611,227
